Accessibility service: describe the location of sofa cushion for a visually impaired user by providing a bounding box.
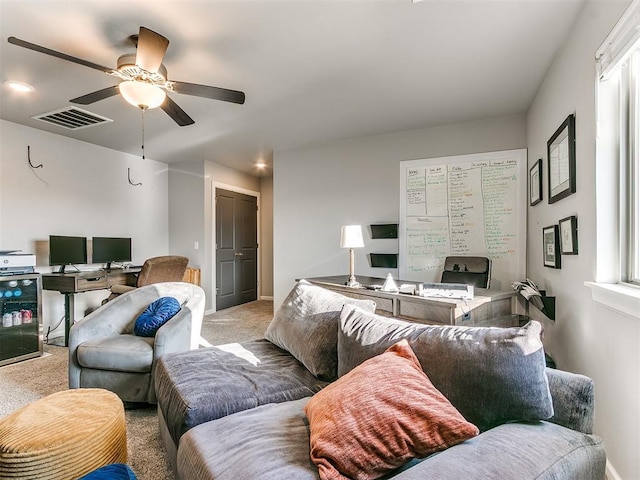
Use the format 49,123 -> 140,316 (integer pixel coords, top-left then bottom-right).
264,279 -> 376,381
391,422 -> 606,480
338,305 -> 553,432
176,398 -> 605,480
77,334 -> 154,373
133,296 -> 181,337
177,398 -> 318,480
155,339 -> 330,446
305,340 -> 478,480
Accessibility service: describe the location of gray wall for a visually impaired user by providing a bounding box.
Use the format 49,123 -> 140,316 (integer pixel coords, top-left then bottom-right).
273,114 -> 527,308
168,160 -> 205,270
0,120 -> 169,338
273,2 -> 638,477
526,1 -> 637,479
260,175 -> 274,299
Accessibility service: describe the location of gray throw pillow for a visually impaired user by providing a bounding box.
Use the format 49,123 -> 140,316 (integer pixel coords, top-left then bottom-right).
265,280 -> 376,381
337,304 -> 553,431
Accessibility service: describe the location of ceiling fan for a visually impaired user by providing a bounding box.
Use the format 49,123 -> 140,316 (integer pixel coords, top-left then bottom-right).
7,26 -> 245,126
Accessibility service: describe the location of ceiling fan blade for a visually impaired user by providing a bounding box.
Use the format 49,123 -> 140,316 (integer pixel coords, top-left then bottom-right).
70,85 -> 120,105
7,36 -> 112,73
135,27 -> 169,74
161,96 -> 195,126
170,81 -> 245,104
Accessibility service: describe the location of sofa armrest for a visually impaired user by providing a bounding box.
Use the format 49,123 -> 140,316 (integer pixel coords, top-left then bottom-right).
154,309 -> 192,358
546,367 -> 595,434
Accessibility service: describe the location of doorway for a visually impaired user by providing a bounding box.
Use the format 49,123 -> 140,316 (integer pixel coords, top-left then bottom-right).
215,188 -> 258,310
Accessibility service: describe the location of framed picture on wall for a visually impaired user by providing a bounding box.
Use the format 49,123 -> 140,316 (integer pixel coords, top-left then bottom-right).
559,215 -> 578,254
529,158 -> 542,206
543,224 -> 561,268
547,114 -> 576,204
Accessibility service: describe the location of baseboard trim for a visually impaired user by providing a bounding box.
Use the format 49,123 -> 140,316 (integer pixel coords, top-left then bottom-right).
260,295 -> 274,301
204,308 -> 217,316
606,460 -> 622,480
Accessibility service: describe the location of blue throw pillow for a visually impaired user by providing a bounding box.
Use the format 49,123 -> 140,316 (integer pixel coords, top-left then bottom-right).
134,297 -> 181,337
80,463 -> 137,479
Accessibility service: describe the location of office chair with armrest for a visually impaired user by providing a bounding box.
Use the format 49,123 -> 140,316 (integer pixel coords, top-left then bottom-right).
104,255 -> 189,303
441,256 -> 491,289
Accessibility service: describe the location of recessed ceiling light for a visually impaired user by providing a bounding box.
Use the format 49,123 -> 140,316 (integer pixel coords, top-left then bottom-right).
4,80 -> 35,93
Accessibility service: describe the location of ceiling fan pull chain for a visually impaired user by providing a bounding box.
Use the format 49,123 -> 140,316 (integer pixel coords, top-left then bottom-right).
141,108 -> 146,160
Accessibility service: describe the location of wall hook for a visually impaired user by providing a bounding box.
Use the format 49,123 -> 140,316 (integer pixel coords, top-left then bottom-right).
27,145 -> 43,169
128,168 -> 142,187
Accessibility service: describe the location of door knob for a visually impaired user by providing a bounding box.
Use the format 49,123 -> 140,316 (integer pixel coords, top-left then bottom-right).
235,252 -> 244,256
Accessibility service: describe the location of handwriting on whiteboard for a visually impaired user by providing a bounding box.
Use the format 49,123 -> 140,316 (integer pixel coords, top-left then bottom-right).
404,159 -> 518,273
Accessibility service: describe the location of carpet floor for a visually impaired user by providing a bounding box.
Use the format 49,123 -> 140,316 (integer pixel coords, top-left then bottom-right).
0,299 -> 274,480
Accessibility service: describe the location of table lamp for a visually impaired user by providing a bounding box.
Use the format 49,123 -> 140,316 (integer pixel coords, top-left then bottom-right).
340,225 -> 364,287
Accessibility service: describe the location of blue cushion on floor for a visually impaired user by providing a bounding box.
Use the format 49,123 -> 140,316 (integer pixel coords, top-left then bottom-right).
134,296 -> 181,337
80,463 -> 137,479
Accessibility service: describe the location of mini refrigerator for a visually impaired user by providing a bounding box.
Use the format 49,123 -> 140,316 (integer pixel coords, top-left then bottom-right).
0,273 -> 43,366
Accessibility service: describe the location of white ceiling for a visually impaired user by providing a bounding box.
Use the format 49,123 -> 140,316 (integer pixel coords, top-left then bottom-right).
0,0 -> 584,176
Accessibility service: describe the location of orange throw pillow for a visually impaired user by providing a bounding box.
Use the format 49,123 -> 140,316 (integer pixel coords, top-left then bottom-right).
304,340 -> 479,480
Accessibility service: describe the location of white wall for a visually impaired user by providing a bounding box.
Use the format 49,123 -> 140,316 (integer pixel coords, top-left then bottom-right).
526,1 -> 638,478
0,120 -> 169,340
273,114 -> 527,307
0,119 -> 273,328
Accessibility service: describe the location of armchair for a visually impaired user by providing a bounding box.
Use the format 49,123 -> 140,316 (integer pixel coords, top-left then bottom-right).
105,255 -> 189,303
69,282 -> 205,404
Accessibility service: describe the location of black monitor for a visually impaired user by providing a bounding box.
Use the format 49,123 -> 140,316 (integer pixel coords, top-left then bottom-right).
92,237 -> 132,269
49,235 -> 88,273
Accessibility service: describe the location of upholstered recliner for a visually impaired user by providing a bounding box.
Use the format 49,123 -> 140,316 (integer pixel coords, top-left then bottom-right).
69,282 -> 205,404
105,255 -> 189,303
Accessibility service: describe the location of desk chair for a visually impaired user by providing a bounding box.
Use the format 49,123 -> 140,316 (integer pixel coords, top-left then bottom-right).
441,256 -> 491,289
104,255 -> 189,303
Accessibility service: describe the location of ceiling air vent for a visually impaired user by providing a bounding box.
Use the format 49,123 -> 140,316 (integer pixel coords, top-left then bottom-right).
32,107 -> 113,130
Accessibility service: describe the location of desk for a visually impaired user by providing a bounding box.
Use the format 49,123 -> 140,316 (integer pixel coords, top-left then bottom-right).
42,268 -> 141,346
305,275 -> 517,327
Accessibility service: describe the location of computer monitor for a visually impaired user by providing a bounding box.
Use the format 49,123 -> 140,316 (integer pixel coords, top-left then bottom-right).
49,235 -> 88,273
91,237 -> 132,269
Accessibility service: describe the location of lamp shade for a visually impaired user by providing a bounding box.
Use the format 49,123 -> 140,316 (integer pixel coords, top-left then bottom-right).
119,81 -> 166,109
340,225 -> 364,248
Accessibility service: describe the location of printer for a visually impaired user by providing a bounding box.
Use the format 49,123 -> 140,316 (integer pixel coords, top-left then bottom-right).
0,252 -> 36,275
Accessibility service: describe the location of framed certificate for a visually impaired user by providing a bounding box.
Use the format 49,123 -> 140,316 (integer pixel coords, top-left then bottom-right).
529,159 -> 542,206
543,225 -> 561,268
559,215 -> 578,254
547,114 -> 576,204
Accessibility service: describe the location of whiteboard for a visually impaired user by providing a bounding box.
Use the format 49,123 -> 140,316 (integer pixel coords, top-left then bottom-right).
399,149 -> 527,290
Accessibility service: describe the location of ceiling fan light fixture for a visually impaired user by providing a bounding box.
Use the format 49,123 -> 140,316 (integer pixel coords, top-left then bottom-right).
119,80 -> 166,109
4,80 -> 35,93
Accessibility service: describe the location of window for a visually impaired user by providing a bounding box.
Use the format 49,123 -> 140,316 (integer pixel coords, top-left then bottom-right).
596,0 -> 640,287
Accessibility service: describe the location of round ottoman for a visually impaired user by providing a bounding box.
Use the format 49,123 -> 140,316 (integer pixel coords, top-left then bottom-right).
0,388 -> 127,479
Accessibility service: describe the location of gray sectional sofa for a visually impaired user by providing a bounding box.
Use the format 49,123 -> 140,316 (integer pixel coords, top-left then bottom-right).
155,280 -> 606,480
